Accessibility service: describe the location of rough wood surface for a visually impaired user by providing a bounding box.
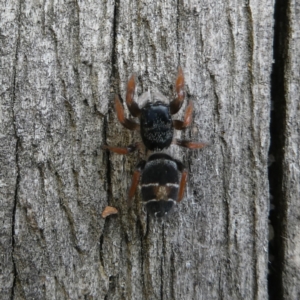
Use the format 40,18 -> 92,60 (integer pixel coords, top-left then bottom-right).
0,1 -> 18,298
281,1 -> 300,298
0,0 -> 275,299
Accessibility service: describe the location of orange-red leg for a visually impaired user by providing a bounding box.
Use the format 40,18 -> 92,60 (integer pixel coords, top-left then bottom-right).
128,160 -> 146,206
114,95 -> 140,130
177,170 -> 188,203
126,75 -> 141,117
173,101 -> 193,130
173,139 -> 208,149
101,143 -> 141,155
170,67 -> 185,115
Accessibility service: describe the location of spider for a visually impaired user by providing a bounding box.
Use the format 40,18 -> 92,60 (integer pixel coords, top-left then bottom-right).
102,67 -> 207,154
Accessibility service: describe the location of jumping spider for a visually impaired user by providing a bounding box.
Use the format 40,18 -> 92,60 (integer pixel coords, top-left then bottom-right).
103,67 -> 207,154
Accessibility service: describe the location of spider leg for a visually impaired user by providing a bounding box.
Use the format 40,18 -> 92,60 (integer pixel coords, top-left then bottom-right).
173,101 -> 193,130
115,95 -> 140,130
170,67 -> 185,115
101,143 -> 142,155
126,75 -> 142,117
128,160 -> 146,206
177,170 -> 188,203
172,159 -> 188,202
173,139 -> 208,149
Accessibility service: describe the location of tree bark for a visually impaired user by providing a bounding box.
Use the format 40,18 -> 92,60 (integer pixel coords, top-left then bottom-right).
273,1 -> 300,299
0,0 -> 288,299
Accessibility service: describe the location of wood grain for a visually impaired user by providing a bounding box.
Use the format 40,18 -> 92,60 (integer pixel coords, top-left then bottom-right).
0,0 -> 278,299
281,1 -> 300,298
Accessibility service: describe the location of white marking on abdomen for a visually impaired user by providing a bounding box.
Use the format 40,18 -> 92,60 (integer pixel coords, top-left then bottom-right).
166,183 -> 179,188
141,183 -> 178,188
141,183 -> 159,187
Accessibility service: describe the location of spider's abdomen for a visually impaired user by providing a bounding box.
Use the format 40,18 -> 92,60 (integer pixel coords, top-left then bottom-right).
140,102 -> 174,151
141,153 -> 179,217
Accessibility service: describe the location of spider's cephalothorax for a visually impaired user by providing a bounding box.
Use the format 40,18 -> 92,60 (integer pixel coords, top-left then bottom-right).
102,67 -> 207,154
140,101 -> 173,151
128,153 -> 188,217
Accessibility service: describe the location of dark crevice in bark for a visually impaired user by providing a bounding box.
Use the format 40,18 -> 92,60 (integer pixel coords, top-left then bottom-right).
170,249 -> 175,300
103,0 -> 120,205
11,1 -> 22,298
103,117 -> 113,203
137,215 -> 151,300
111,0 -> 120,92
11,140 -> 19,300
160,224 -> 165,300
104,275 -> 117,300
102,3 -> 120,296
99,234 -> 105,270
176,0 -> 181,63
268,0 -> 289,299
136,218 -> 146,299
160,254 -> 164,300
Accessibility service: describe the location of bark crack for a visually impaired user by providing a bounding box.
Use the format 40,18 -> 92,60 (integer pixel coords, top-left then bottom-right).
268,0 -> 289,299
176,0 -> 180,63
160,223 -> 165,300
101,2 -> 121,298
103,117 -> 113,203
111,0 -> 120,92
103,0 -> 120,205
170,249 -> 175,300
11,1 -> 22,298
136,218 -> 146,299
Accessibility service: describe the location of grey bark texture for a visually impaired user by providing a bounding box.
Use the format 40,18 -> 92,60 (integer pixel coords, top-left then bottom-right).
280,1 -> 300,299
0,0 -> 293,299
